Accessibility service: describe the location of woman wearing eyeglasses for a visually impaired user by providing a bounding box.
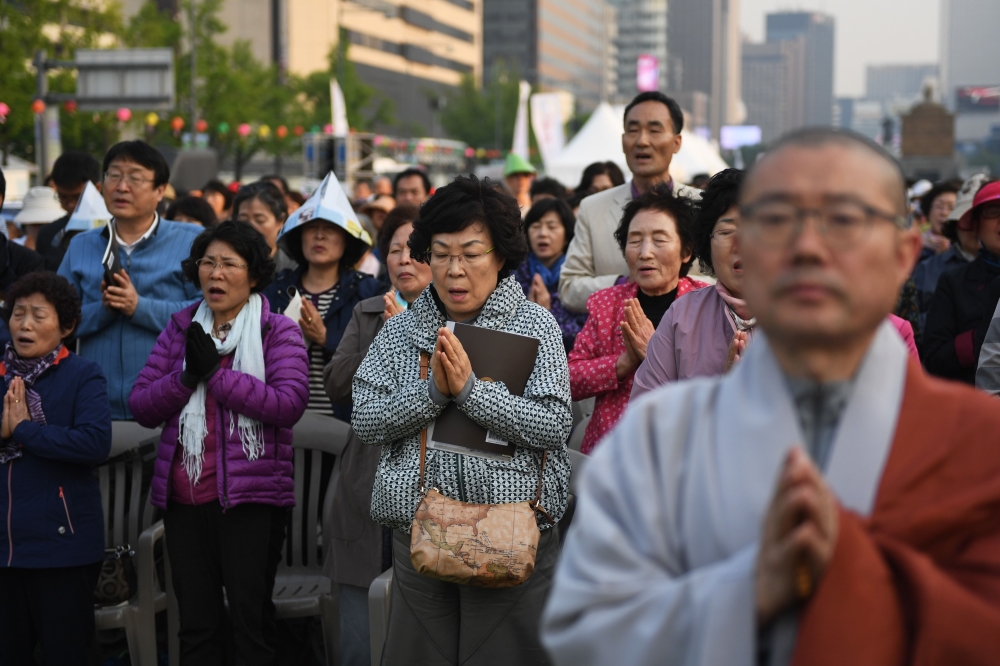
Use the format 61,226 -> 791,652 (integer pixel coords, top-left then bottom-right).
631,169 -> 750,400
129,221 -> 309,665
352,176 -> 573,665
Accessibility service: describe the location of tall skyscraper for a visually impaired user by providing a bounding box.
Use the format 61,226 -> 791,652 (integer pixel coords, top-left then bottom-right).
940,0 -> 1000,141
742,38 -> 805,142
667,0 -> 742,137
483,0 -> 608,112
766,12 -> 834,127
610,0 -> 668,101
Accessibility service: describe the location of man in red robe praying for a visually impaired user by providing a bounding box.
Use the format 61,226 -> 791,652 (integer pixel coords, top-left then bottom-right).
541,127 -> 1000,666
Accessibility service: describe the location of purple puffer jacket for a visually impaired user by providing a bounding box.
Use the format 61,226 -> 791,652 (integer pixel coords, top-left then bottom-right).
129,297 -> 309,510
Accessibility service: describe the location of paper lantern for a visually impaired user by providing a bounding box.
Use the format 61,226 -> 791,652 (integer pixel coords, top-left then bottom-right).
310,124 -> 320,133
218,122 -> 230,134
373,135 -> 383,146
276,125 -> 288,139
237,123 -> 251,137
145,113 -> 159,127
0,103 -> 9,122
258,124 -> 271,138
293,125 -> 304,136
195,119 -> 208,133
63,100 -> 77,114
475,148 -> 486,159
171,116 -> 185,132
92,113 -> 101,124
31,99 -> 46,115
116,108 -> 132,122
323,124 -> 333,134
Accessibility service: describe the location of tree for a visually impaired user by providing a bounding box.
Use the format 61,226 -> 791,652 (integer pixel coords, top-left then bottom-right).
440,64 -> 524,150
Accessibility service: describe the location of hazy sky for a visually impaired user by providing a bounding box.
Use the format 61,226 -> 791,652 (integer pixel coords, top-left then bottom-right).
741,0 -> 941,98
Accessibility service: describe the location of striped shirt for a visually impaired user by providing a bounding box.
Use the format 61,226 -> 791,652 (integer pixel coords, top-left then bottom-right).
302,283 -> 340,414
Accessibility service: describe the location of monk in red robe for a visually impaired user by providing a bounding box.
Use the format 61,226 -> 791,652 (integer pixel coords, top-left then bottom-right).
541,127 -> 1000,666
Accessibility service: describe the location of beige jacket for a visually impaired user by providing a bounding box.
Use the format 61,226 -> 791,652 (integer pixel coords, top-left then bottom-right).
558,181 -> 703,313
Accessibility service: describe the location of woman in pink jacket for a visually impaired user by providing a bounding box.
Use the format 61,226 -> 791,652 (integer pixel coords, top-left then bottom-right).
568,187 -> 706,454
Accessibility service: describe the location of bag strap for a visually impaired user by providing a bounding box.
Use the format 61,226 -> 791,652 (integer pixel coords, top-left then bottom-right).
531,450 -> 554,525
418,351 -> 431,493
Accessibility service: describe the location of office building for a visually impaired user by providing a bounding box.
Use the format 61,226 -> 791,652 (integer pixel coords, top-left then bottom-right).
667,0 -> 742,138
940,0 -> 1000,141
610,0 -> 668,101
766,11 -> 834,127
866,64 -> 939,106
483,0 -> 608,112
742,38 -> 805,142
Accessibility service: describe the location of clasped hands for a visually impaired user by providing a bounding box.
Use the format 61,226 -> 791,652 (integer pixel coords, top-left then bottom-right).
1,377 -> 30,440
430,327 -> 473,398
755,447 -> 840,626
101,270 -> 140,317
181,323 -> 221,388
616,299 -> 655,380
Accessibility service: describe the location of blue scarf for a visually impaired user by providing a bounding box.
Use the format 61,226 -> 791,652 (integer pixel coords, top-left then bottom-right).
980,248 -> 1000,270
527,253 -> 565,291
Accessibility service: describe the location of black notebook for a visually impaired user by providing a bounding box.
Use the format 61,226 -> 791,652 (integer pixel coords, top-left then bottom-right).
102,225 -> 122,286
427,322 -> 540,460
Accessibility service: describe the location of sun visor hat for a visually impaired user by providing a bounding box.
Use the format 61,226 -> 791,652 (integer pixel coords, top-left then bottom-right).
958,180 -> 1000,231
280,171 -> 372,246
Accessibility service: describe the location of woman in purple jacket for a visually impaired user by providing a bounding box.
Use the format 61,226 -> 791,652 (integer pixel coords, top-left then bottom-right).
129,221 -> 309,665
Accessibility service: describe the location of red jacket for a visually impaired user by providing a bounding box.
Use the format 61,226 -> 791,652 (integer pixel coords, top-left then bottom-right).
568,278 -> 705,454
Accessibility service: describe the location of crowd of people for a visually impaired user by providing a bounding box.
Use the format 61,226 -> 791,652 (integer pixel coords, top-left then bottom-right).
0,87 -> 999,666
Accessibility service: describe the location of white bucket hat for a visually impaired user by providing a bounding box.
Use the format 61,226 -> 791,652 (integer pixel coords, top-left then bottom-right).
14,187 -> 65,225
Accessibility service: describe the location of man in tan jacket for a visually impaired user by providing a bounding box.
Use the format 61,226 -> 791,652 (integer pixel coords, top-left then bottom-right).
559,92 -> 703,313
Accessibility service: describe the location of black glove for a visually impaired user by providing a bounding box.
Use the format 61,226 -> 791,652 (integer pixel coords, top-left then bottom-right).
181,322 -> 221,388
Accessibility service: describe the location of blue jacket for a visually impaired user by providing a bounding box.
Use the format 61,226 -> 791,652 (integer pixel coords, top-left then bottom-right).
0,350 -> 113,568
58,218 -> 202,419
263,268 -> 385,419
912,245 -> 973,333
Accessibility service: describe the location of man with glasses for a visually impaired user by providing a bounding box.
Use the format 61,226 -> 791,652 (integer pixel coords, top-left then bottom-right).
59,141 -> 201,419
37,151 -> 102,270
543,128 -> 1000,665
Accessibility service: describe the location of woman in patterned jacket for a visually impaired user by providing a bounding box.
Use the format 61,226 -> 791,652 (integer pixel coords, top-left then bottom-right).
352,175 -> 573,666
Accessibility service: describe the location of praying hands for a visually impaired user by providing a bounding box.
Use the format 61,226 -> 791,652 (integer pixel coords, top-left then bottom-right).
2,377 -> 30,440
616,299 -> 655,380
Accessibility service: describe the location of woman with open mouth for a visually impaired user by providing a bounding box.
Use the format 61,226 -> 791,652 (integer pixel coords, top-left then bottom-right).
129,221 -> 309,665
568,186 -> 707,455
515,197 -> 589,352
0,272 -> 112,664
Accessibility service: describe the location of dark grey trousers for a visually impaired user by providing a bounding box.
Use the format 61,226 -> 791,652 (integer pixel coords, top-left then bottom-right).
381,527 -> 559,666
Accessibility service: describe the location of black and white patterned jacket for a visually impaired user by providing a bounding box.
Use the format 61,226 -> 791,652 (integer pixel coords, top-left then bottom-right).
352,276 -> 573,532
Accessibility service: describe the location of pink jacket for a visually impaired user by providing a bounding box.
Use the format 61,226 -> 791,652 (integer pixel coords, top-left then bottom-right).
568,277 -> 706,454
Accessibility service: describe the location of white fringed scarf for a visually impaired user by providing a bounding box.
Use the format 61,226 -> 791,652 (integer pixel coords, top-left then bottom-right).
178,294 -> 266,482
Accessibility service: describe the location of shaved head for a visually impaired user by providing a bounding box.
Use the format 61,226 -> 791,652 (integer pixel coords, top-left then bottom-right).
745,128 -> 909,219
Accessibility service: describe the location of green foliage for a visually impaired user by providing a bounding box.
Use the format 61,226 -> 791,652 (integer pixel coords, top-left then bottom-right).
440,64 -> 523,150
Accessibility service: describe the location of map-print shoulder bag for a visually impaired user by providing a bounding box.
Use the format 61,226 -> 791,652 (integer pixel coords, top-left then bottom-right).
409,351 -> 553,588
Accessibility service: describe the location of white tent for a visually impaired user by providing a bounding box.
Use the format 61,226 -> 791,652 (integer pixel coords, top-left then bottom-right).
544,102 -> 730,188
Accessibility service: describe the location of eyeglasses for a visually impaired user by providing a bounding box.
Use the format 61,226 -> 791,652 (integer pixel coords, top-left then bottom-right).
710,228 -> 737,247
196,258 -> 248,274
104,171 -> 155,188
739,199 -> 907,249
427,247 -> 495,267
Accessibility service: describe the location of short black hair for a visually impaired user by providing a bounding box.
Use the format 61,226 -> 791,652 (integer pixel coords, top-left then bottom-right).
281,220 -> 369,275
166,196 -> 219,228
3,272 -> 81,342
409,175 -> 527,280
0,166 -> 5,203
624,92 -> 685,134
102,141 -> 170,188
748,127 -> 909,218
694,169 -> 744,275
232,181 -> 288,224
394,168 -> 432,198
576,161 -> 626,192
202,180 -> 235,212
260,174 -> 290,195
377,203 -> 420,260
615,185 -> 698,278
50,151 -> 101,189
919,181 -> 960,219
530,177 -> 567,200
524,198 -> 576,250
182,220 -> 276,292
